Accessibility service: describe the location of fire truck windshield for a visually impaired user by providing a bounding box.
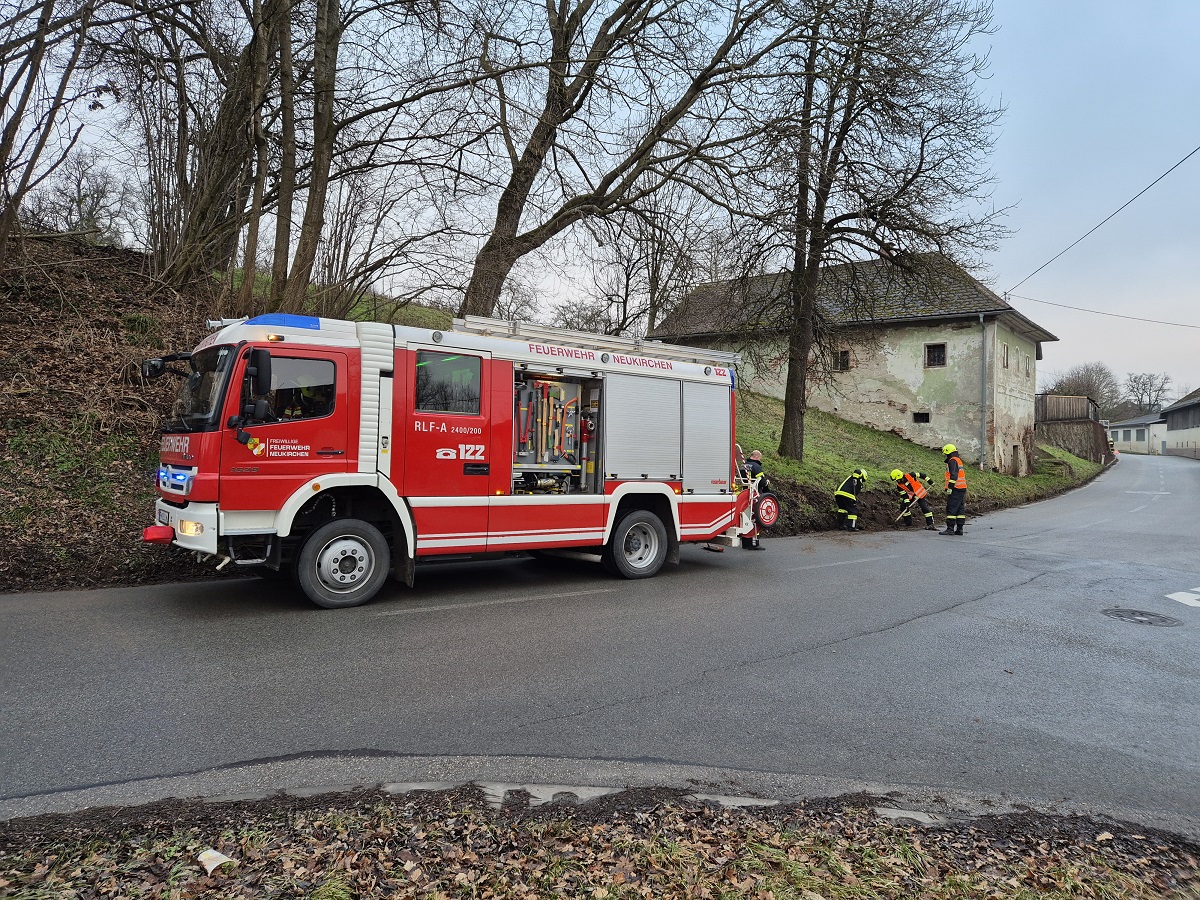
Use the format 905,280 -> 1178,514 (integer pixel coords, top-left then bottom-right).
168,345 -> 235,432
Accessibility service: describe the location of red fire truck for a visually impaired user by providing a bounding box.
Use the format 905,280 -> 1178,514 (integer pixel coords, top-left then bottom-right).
142,314 -> 778,608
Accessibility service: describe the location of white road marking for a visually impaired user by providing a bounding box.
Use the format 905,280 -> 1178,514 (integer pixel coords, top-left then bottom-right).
376,588 -> 617,616
1128,505 -> 1147,513
1123,491 -> 1171,495
784,554 -> 901,573
1166,591 -> 1200,607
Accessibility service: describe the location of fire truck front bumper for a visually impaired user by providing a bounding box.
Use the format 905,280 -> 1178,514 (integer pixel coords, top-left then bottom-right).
147,500 -> 219,555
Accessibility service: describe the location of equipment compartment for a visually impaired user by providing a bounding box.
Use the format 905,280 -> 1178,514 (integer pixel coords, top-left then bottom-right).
512,377 -> 600,493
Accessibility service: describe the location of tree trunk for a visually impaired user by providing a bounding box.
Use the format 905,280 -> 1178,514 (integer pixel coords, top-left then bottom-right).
237,0 -> 274,313
269,2 -> 296,310
778,266 -> 817,459
281,0 -> 339,312
461,234 -> 520,317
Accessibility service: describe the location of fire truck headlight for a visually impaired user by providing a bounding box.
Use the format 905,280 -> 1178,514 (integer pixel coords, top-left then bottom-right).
178,520 -> 204,536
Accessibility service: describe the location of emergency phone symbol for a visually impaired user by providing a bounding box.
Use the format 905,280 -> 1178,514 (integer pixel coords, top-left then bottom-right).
436,444 -> 485,460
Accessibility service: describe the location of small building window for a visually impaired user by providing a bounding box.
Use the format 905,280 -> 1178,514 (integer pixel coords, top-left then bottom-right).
834,349 -> 850,371
1123,429 -> 1131,442
1136,428 -> 1146,441
913,411 -> 931,423
1002,342 -> 1009,368
1025,356 -> 1031,377
925,343 -> 946,367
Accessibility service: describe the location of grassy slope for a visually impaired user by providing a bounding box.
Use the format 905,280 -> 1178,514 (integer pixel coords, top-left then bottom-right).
735,393 -> 1103,532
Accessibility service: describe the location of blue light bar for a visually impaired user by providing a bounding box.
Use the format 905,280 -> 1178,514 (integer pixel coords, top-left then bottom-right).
244,313 -> 321,330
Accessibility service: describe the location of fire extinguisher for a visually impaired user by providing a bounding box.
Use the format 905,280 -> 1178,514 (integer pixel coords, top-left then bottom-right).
580,413 -> 595,486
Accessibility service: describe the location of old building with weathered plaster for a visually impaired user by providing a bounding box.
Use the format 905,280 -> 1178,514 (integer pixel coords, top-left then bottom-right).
650,254 -> 1058,475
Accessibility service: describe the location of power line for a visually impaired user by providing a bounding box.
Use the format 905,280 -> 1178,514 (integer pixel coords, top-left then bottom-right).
1005,293 -> 1200,329
1007,142 -> 1200,294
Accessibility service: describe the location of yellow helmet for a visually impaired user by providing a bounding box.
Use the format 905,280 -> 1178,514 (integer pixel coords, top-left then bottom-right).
853,467 -> 867,480
942,444 -> 957,455
890,469 -> 903,481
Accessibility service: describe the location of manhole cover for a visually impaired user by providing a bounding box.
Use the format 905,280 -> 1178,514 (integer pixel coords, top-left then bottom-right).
1102,608 -> 1182,627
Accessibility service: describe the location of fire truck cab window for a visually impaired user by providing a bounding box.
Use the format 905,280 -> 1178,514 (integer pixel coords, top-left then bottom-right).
262,357 -> 336,420
416,352 -> 480,415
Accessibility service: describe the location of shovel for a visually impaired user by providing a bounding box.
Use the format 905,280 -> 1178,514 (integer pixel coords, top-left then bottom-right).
894,496 -> 923,523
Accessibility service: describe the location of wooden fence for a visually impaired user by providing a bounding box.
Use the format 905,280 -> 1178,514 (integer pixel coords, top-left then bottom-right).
1035,394 -> 1099,423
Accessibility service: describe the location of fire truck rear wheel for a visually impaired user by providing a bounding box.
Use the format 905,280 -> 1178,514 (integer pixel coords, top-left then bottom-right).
603,509 -> 668,579
296,518 -> 391,609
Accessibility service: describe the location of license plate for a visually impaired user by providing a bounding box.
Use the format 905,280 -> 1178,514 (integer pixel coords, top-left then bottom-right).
157,508 -> 170,525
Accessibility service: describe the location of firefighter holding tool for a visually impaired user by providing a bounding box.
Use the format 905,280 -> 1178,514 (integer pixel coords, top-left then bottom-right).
941,444 -> 967,536
890,469 -> 937,529
834,468 -> 867,531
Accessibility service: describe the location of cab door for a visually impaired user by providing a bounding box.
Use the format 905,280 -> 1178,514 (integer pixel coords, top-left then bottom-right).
220,349 -> 351,511
401,347 -> 491,554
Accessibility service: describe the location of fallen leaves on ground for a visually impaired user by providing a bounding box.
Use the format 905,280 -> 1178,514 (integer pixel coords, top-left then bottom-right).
1,787 -> 1197,899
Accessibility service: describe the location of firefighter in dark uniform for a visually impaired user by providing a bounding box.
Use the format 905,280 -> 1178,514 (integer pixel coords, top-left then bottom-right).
890,469 -> 937,529
941,444 -> 967,535
741,450 -> 767,549
834,468 -> 866,531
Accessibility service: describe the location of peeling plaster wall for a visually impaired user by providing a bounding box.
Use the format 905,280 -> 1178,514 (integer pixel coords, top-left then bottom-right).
703,318 -> 1039,475
804,321 -> 990,461
991,322 -> 1038,475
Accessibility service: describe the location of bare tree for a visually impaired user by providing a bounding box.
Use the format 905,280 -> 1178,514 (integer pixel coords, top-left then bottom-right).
1042,361 -> 1123,418
1124,371 -> 1172,415
22,146 -> 136,242
93,0 -> 270,281
549,188 -> 706,337
453,0 -> 806,318
0,0 -> 112,265
723,0 -> 1005,461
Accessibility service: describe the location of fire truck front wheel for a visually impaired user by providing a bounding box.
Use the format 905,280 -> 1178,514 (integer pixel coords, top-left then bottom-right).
296,518 -> 391,609
603,510 -> 668,579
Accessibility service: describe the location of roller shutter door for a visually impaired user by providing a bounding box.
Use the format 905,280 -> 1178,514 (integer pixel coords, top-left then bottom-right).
603,374 -> 681,479
682,382 -> 732,493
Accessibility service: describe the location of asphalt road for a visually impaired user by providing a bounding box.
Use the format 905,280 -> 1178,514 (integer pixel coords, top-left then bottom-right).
3,453 -> 1198,833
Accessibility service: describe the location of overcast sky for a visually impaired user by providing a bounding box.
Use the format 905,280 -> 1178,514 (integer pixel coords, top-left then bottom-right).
981,0 -> 1199,397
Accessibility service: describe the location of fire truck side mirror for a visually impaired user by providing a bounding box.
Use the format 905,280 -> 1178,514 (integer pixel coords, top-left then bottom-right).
240,399 -> 270,422
247,348 -> 272,396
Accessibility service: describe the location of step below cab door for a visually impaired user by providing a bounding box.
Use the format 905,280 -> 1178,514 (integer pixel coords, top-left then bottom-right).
401,346 -> 492,555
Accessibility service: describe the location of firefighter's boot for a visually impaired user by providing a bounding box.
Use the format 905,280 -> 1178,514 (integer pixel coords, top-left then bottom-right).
939,525 -> 955,535
902,516 -> 913,527
925,516 -> 937,530
955,522 -> 964,536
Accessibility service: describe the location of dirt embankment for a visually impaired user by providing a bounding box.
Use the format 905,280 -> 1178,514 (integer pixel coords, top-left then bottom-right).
0,237 -> 218,593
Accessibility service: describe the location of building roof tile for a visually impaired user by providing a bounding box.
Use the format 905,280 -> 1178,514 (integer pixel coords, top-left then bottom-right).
1161,386 -> 1200,413
1109,413 -> 1166,427
651,253 -> 1056,343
